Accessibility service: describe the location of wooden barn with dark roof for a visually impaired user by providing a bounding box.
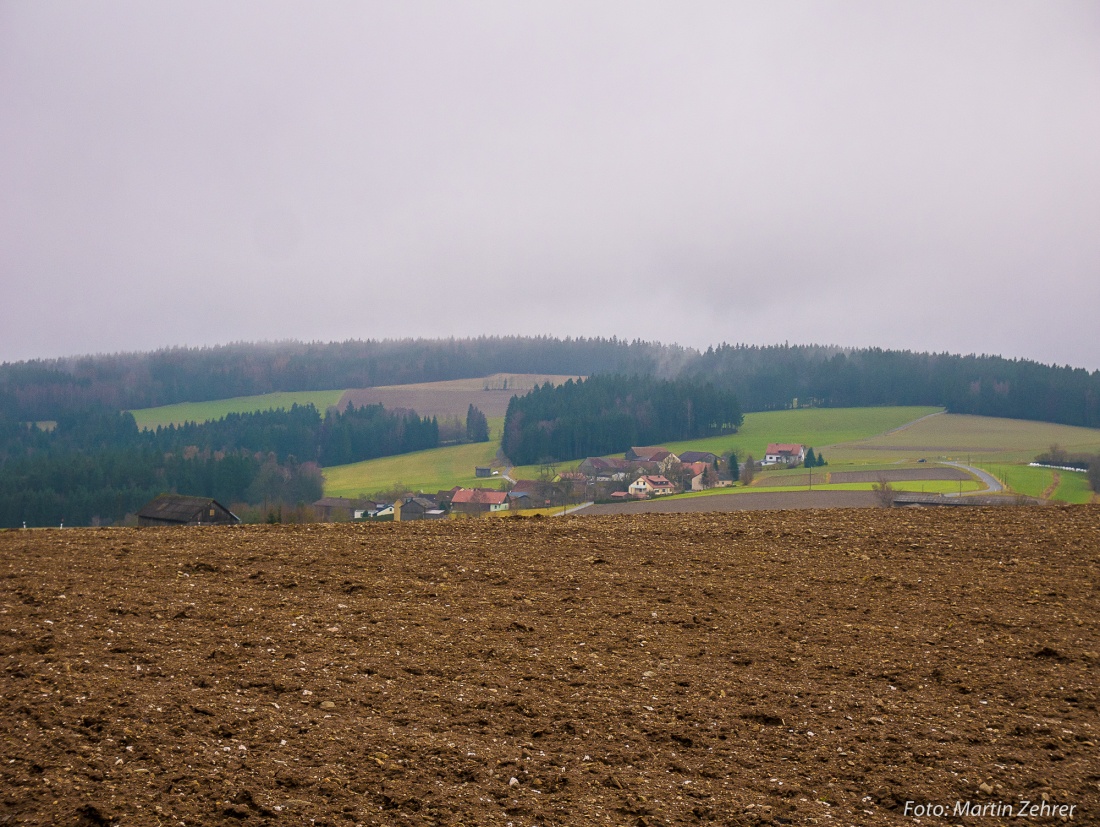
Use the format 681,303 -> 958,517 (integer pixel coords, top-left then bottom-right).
137,494 -> 240,527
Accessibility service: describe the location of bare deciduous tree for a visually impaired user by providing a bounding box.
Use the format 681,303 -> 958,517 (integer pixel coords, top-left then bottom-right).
873,474 -> 894,508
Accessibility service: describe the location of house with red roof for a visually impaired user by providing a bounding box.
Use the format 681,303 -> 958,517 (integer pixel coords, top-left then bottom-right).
450,488 -> 511,515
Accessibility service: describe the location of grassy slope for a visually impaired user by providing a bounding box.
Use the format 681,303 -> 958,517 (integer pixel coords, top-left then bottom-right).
324,441 -> 501,498
980,463 -> 1094,504
130,390 -> 347,429
663,406 -> 943,461
831,412 -> 1100,464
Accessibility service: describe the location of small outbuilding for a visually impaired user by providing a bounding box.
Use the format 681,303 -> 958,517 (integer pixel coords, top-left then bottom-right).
137,494 -> 240,527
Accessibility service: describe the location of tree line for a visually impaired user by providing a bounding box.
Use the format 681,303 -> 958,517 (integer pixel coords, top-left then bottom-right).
3,338 -> 1097,429
0,401 -> 483,528
501,375 -> 743,466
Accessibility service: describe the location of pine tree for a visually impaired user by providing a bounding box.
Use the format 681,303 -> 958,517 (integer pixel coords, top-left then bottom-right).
466,405 -> 490,442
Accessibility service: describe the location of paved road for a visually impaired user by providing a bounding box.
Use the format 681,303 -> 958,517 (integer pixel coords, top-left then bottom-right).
942,461 -> 1003,495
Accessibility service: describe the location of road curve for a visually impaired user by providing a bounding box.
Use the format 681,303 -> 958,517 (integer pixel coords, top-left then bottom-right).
942,461 -> 1003,494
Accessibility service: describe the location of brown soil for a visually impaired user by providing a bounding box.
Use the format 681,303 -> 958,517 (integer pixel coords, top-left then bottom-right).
581,490 -> 879,515
339,386 -> 521,419
2,507 -> 1098,826
756,469 -> 970,489
338,374 -> 580,419
829,469 -> 971,484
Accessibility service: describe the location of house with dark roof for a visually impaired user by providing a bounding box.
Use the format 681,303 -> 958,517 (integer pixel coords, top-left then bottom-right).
578,456 -> 631,480
678,450 -> 718,465
509,479 -> 549,507
395,494 -> 447,521
625,447 -> 680,474
313,497 -> 376,522
137,494 -> 239,527
626,446 -> 673,462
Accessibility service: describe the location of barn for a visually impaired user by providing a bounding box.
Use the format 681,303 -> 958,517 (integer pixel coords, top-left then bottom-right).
137,494 -> 240,527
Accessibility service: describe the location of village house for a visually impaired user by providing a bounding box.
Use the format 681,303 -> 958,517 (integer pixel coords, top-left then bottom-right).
578,456 -> 632,481
624,447 -> 680,474
450,488 -> 511,515
394,494 -> 447,521
764,443 -> 806,466
686,461 -> 712,491
628,475 -> 676,498
557,471 -> 589,499
509,479 -> 548,508
678,450 -> 718,465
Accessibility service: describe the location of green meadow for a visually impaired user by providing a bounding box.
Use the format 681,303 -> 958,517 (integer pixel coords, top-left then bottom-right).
129,390 -> 347,429
979,462 -> 1094,504
323,440 -> 501,498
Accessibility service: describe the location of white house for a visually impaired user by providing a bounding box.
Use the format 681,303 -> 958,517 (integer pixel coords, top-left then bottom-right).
628,475 -> 676,498
764,443 -> 806,466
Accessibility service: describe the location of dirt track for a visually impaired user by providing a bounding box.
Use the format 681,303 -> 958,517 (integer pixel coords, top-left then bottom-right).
2,507 -> 1098,826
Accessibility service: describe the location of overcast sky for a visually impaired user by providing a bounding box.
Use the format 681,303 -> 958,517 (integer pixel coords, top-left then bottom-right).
2,1 -> 1098,369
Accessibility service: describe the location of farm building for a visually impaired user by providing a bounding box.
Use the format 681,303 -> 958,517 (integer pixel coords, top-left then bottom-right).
578,456 -> 631,480
395,495 -> 447,521
137,494 -> 239,527
678,450 -> 718,465
626,447 -> 678,463
312,497 -> 376,522
764,443 -> 806,465
474,466 -> 493,478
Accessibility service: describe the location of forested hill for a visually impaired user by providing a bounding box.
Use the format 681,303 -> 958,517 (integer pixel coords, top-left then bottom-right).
1,338 -> 1098,428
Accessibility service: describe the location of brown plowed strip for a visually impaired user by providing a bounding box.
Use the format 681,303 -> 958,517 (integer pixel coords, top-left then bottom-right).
2,507 -> 1098,825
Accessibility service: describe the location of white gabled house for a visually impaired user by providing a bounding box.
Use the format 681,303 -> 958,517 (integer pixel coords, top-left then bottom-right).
628,474 -> 676,498
764,443 -> 806,466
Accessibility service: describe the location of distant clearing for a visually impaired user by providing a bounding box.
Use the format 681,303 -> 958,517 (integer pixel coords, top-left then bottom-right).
129,390 -> 346,430
339,373 -> 581,420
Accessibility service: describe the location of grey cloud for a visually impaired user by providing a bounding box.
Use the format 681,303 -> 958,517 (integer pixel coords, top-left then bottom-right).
1,1 -> 1098,368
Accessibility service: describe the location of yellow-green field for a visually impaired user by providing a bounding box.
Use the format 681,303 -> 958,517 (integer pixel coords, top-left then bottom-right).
323,441 -> 502,498
130,390 -> 347,429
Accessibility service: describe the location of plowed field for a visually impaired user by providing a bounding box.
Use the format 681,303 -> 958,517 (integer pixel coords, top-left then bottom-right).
2,507 -> 1098,826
